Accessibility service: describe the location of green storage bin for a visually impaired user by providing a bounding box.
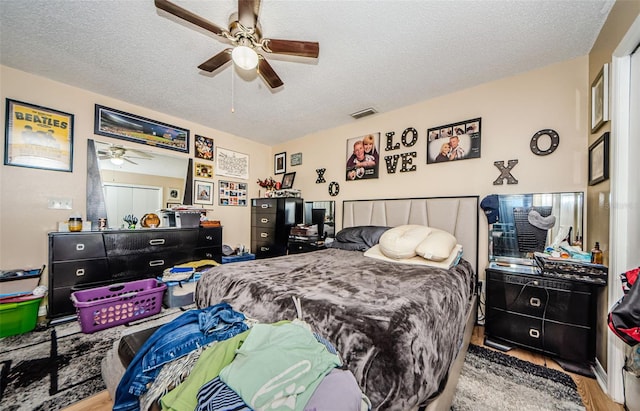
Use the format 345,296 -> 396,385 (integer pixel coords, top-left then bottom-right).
0,295 -> 42,338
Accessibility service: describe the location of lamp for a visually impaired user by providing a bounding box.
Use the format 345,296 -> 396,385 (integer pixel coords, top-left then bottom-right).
232,45 -> 258,70
110,157 -> 124,166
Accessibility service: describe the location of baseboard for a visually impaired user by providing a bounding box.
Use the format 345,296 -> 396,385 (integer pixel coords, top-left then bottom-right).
594,357 -> 608,395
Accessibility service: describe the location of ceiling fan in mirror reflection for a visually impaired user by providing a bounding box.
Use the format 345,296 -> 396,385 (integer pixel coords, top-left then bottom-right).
97,143 -> 154,166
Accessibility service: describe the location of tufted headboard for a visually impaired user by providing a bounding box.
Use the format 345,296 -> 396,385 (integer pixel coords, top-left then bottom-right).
342,196 -> 479,273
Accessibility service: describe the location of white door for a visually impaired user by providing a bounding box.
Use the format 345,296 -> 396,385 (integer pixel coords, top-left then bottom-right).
104,184 -> 162,229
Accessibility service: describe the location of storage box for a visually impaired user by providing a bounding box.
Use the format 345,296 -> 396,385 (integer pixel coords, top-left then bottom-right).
0,295 -> 43,338
175,211 -> 201,228
0,265 -> 44,298
222,253 -> 256,264
159,210 -> 176,227
160,274 -> 200,308
70,279 -> 166,333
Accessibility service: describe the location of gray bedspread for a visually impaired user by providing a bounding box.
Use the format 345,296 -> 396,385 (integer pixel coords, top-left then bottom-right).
195,248 -> 476,410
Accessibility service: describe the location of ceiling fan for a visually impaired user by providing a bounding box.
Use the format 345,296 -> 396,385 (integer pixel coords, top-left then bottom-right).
154,0 -> 319,89
97,144 -> 153,166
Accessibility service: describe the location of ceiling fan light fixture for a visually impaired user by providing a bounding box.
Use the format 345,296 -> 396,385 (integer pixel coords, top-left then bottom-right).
110,157 -> 124,166
232,45 -> 258,70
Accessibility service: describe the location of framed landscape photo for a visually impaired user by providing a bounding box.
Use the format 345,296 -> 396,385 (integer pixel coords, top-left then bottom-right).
591,64 -> 609,133
4,99 -> 74,172
281,172 -> 296,189
588,132 -> 609,186
291,152 -> 302,166
274,152 -> 286,174
94,104 -> 189,153
194,180 -> 214,205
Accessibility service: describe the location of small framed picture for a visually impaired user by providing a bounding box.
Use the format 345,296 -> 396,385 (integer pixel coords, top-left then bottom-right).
194,180 -> 214,205
168,188 -> 181,200
291,152 -> 302,166
166,202 -> 181,209
274,152 -> 286,174
281,172 -> 296,189
195,135 -> 214,161
591,63 -> 609,133
588,132 -> 609,186
195,161 -> 213,178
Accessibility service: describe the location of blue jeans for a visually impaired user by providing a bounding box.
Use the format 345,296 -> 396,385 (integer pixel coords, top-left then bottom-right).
113,302 -> 248,411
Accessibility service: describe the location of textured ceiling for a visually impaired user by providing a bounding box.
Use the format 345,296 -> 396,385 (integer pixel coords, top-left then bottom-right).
0,0 -> 614,146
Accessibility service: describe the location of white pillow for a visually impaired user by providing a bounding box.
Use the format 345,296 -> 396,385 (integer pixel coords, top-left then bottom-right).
378,225 -> 432,259
415,229 -> 457,261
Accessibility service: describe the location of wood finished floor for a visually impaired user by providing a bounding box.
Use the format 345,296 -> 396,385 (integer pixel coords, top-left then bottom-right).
63,326 -> 623,411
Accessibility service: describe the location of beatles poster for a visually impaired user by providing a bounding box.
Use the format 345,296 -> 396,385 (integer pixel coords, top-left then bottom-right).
426,118 -> 481,164
345,132 -> 380,181
4,99 -> 74,172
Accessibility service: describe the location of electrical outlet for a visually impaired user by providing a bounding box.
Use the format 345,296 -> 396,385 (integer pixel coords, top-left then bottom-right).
38,305 -> 47,317
47,198 -> 73,210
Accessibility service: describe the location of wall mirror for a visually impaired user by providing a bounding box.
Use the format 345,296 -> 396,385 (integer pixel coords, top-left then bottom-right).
489,192 -> 584,264
304,201 -> 335,238
86,139 -> 190,229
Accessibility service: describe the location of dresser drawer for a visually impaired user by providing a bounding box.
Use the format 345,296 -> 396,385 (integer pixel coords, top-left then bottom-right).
253,198 -> 278,211
50,280 -> 114,318
51,259 -> 110,287
487,275 -> 592,326
104,230 -> 198,256
194,246 -> 222,262
108,251 -> 193,279
51,233 -> 106,261
252,212 -> 277,228
252,227 -> 276,243
197,227 -> 222,247
486,309 -> 591,362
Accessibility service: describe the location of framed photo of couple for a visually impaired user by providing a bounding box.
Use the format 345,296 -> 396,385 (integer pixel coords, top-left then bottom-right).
426,118 -> 482,164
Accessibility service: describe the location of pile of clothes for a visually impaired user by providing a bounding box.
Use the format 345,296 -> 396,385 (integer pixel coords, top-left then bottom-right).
113,302 -> 370,411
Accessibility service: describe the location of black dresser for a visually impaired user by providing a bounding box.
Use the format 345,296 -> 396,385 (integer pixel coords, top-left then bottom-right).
47,226 -> 222,321
251,198 -> 303,259
485,264 -> 600,367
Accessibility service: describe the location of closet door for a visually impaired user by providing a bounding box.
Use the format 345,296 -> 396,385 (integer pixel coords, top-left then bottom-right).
104,184 -> 162,229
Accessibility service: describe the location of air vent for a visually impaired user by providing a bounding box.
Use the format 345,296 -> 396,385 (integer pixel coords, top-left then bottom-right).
350,107 -> 378,119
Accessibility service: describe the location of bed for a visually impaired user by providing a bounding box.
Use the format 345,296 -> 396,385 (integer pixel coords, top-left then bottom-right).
194,196 -> 479,411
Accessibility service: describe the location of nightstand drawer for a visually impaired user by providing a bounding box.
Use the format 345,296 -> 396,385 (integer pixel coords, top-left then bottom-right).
198,227 -> 222,247
486,309 -> 591,362
487,275 -> 593,326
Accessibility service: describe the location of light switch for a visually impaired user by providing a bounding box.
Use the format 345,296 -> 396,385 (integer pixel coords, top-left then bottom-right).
48,198 -> 73,210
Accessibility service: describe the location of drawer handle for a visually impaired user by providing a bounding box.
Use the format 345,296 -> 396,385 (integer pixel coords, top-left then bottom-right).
76,243 -> 85,251
204,252 -> 213,258
149,260 -> 165,267
149,239 -> 165,245
261,204 -> 269,209
261,218 -> 269,223
530,297 -> 541,307
205,235 -> 213,240
260,232 -> 269,238
260,246 -> 270,251
529,329 -> 540,339
75,268 -> 85,277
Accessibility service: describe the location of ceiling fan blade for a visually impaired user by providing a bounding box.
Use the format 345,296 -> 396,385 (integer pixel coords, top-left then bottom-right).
198,49 -> 233,72
238,0 -> 260,29
126,148 -> 153,158
124,158 -> 139,165
155,0 -> 227,37
98,155 -> 110,160
258,57 -> 283,89
264,39 -> 319,58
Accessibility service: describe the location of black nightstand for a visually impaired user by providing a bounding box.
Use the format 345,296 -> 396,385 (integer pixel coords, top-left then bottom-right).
287,237 -> 326,254
484,262 -> 602,373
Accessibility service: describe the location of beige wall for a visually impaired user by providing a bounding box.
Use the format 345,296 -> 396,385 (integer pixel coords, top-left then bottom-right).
587,0 -> 640,373
276,56 -> 590,278
2,56 -> 590,314
0,65 -> 271,274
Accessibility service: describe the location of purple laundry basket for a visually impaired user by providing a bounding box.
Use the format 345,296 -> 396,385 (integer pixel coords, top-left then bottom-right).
71,279 -> 166,333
